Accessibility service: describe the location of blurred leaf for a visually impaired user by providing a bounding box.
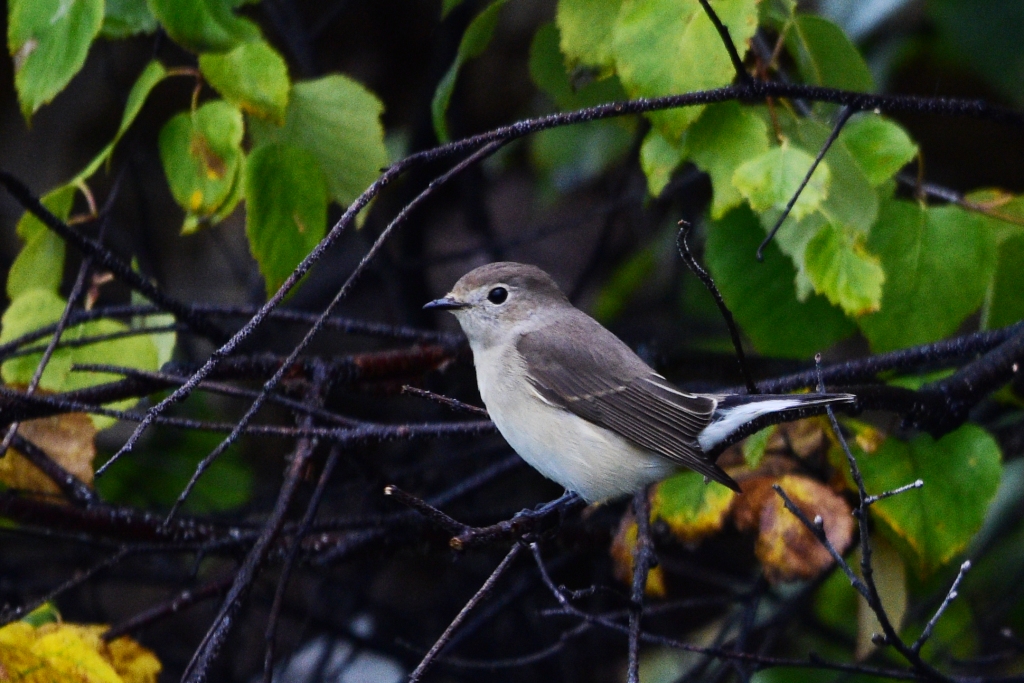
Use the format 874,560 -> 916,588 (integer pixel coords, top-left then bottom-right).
859,200 -> 997,352
784,14 -> 874,92
0,413 -> 96,497
431,0 -> 507,142
591,239 -> 659,323
985,234 -> 1024,329
8,0 -> 104,119
442,0 -> 465,18
850,424 -> 1002,576
610,510 -> 666,597
147,0 -> 260,53
814,561 -> 858,640
856,538 -> 907,659
158,100 -> 244,231
767,210 -> 827,301
742,427 -> 773,468
639,129 -> 683,197
76,60 -> 168,183
682,101 -> 771,217
7,185 -> 76,299
96,400 -> 253,513
841,114 -> 918,187
652,470 -> 737,544
734,474 -> 854,584
200,39 -> 290,124
556,0 -> 622,72
102,0 -> 157,38
759,0 -> 796,28
804,222 -> 884,316
532,122 -> 633,195
249,75 -> 387,207
733,144 -> 830,222
244,143 -> 328,297
0,621 -> 161,683
930,0 -> 1024,106
704,206 -> 855,358
611,0 -> 759,140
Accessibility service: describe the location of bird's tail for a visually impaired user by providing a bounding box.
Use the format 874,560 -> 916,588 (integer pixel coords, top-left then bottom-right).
698,392 -> 856,452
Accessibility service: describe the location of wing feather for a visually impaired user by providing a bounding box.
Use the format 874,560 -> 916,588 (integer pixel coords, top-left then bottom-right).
516,314 -> 739,491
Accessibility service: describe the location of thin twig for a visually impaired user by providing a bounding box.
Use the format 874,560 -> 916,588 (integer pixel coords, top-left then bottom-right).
912,560 -> 972,654
408,543 -> 523,682
696,0 -> 752,85
401,385 -> 489,416
677,223 -> 757,394
757,106 -> 854,260
628,487 -> 654,683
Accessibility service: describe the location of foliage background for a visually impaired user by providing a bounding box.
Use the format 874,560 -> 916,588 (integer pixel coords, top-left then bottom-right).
1,0 -> 1023,682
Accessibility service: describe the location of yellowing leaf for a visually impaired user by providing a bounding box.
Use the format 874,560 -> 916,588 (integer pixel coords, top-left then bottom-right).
652,470 -> 736,544
0,412 -> 97,496
610,510 -> 666,598
735,475 -> 854,584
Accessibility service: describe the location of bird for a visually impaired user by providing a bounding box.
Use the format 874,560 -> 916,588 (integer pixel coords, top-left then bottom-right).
424,262 -> 856,503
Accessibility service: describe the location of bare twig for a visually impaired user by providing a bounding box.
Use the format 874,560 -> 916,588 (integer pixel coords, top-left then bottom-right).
408,543 -> 523,682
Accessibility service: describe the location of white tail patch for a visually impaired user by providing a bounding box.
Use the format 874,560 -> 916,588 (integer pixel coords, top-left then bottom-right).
697,399 -> 812,451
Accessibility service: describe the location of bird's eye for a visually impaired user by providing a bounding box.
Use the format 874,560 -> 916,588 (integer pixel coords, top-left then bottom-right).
487,287 -> 508,304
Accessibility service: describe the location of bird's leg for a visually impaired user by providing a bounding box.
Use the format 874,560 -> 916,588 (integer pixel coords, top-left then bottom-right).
514,490 -> 581,519
450,491 -> 584,549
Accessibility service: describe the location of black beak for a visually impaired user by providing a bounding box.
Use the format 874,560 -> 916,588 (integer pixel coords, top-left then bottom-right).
423,297 -> 466,311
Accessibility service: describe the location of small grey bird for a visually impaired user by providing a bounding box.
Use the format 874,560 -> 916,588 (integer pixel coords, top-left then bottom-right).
425,262 -> 855,503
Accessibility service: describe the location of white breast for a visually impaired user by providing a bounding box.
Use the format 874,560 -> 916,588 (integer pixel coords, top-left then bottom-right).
472,342 -> 677,503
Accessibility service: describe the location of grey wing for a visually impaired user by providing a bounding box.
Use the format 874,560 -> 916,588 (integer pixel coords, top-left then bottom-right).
516,315 -> 739,492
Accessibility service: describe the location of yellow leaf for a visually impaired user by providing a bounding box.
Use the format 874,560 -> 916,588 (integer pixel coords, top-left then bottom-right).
610,510 -> 666,598
0,621 -> 160,683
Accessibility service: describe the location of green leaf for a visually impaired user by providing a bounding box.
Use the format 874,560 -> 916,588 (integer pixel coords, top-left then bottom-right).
158,100 -> 245,230
556,0 -> 622,72
102,0 -> 158,38
985,234 -> 1024,329
529,22 -> 629,111
804,222 -> 884,316
249,75 -> 388,207
146,0 -> 260,53
0,289 -> 160,429
759,0 -> 796,29
841,115 -> 918,187
964,189 -> 1024,242
639,129 -> 684,198
785,14 -> 874,92
199,39 -> 290,124
431,0 -> 507,142
742,426 -> 774,468
529,23 -> 635,192
8,0 -> 104,119
851,424 -> 1002,575
793,117 -> 878,234
0,289 -> 74,389
75,60 -> 168,183
7,185 -> 76,299
442,0 -> 465,18
244,143 -> 328,297
766,210 -> 826,301
652,470 -> 737,543
681,101 -> 771,217
732,144 -> 830,221
704,206 -> 855,358
611,0 -> 759,139
859,200 -> 997,352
